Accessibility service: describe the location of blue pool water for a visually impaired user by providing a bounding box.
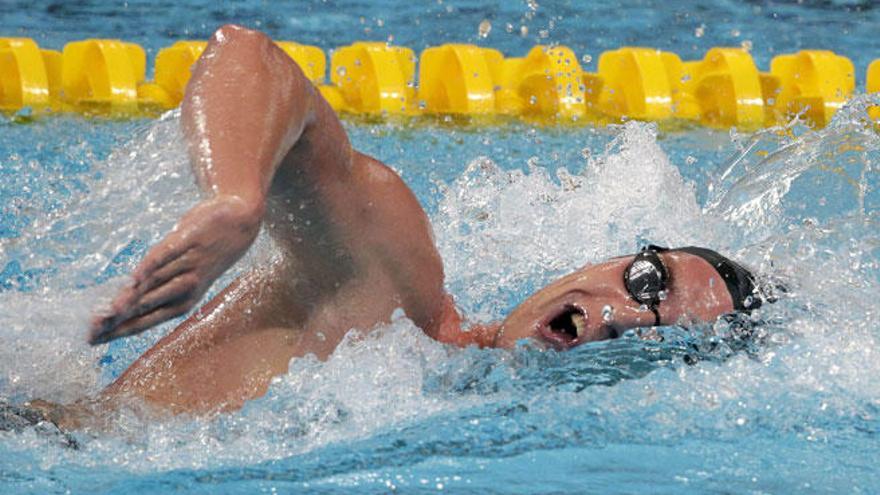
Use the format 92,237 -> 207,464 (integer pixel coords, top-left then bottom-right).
2,1 -> 880,493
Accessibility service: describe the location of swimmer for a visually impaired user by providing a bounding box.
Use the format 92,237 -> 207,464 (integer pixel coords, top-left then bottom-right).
18,25 -> 766,432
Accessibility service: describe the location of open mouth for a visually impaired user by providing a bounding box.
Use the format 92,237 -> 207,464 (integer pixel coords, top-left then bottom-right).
540,304 -> 588,346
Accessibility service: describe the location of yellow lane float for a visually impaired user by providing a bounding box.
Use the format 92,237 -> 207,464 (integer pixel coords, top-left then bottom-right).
676,48 -> 767,129
585,47 -> 680,122
327,42 -> 416,114
0,37 -> 873,129
417,44 -> 503,115
0,38 -> 61,111
867,60 -> 880,121
147,41 -> 207,108
496,45 -> 586,118
61,39 -> 146,112
768,50 -> 854,126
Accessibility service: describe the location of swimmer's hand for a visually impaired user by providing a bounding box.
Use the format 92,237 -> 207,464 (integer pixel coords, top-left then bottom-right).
88,196 -> 262,345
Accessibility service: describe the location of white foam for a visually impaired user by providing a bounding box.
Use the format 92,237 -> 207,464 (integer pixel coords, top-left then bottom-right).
435,122 -> 706,320
2,104 -> 879,477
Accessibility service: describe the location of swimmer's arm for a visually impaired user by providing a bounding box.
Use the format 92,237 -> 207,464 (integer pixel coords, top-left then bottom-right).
88,25 -> 330,344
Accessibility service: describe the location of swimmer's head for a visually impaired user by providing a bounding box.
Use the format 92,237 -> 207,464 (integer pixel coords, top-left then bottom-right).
492,248 -> 744,349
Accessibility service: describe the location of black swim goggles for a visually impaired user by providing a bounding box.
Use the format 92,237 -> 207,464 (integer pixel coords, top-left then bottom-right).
623,245 -> 669,326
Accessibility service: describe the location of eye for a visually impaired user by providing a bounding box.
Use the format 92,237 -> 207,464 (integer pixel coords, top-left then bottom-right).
624,252 -> 668,304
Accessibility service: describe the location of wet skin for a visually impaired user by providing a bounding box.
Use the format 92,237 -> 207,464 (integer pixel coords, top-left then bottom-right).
34,25 -> 736,425
493,252 -> 734,349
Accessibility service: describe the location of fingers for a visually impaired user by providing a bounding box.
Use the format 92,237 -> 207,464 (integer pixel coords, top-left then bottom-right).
130,231 -> 189,285
88,298 -> 194,345
139,273 -> 200,315
89,273 -> 201,346
98,236 -> 195,328
133,247 -> 197,298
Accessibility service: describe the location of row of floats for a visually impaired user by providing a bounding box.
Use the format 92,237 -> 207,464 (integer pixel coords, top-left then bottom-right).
1,37 -> 879,128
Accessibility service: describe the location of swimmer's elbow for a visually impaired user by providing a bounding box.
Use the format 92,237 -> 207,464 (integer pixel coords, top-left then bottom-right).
211,25 -> 311,83
205,24 -> 316,124
209,24 -> 272,52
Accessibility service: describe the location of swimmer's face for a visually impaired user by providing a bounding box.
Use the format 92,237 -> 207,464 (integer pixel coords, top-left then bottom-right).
493,252 -> 735,349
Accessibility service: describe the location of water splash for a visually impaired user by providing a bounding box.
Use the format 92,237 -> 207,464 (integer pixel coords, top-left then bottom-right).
1,103 -> 879,492
435,122 -> 706,320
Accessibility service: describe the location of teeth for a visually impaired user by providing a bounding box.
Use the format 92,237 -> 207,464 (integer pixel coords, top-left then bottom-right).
571,312 -> 587,338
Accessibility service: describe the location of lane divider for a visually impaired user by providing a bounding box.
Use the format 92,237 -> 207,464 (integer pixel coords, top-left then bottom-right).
326,42 -> 417,114
0,38 -> 61,111
0,37 -> 872,129
677,47 -> 767,128
62,39 -> 145,111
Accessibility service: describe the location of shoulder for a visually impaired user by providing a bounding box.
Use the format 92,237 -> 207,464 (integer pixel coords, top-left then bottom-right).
349,152 -> 450,334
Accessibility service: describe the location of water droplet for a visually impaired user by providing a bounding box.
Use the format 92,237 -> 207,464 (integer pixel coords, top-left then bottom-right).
694,24 -> 705,38
478,19 -> 492,38
581,54 -> 592,64
602,305 -> 614,322
520,25 -> 529,36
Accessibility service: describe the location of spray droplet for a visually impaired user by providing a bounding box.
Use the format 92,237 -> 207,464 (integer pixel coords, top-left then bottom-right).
478,19 -> 492,38
694,24 -> 705,38
581,147 -> 592,159
581,54 -> 592,64
602,305 -> 615,322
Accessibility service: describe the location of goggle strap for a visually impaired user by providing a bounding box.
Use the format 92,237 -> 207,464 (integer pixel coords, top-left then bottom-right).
650,305 -> 661,326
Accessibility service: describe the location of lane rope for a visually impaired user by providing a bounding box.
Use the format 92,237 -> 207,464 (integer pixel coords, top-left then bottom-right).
0,37 -> 874,128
